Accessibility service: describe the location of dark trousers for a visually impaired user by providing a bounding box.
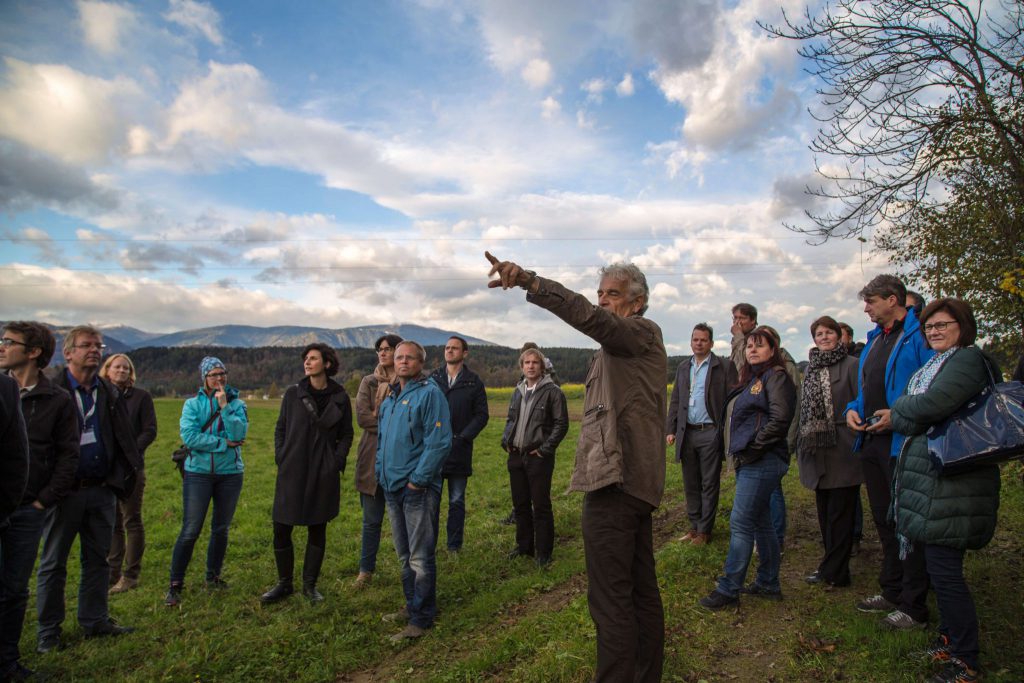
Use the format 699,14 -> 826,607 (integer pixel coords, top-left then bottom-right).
926,544 -> 980,670
0,504 -> 47,673
860,447 -> 929,621
679,427 -> 723,535
507,451 -> 555,558
582,487 -> 663,683
814,485 -> 858,585
109,468 -> 146,583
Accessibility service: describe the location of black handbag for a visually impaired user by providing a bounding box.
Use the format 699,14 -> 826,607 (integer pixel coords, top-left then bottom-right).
171,407 -> 222,476
926,361 -> 1024,474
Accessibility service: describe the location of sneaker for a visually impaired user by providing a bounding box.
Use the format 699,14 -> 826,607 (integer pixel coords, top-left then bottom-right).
881,609 -> 927,630
389,624 -> 426,642
165,585 -> 183,607
856,594 -> 898,613
381,605 -> 409,623
84,618 -> 135,638
929,658 -> 980,683
740,582 -> 783,600
205,576 -> 229,590
35,634 -> 61,655
699,589 -> 738,611
914,634 -> 952,663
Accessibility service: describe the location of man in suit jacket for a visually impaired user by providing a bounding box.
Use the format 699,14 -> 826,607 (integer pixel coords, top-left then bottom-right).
666,323 -> 737,545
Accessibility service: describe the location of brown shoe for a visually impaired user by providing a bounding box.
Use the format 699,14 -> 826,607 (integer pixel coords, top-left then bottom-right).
389,624 -> 425,642
353,571 -> 373,589
679,529 -> 698,543
690,533 -> 710,546
109,577 -> 138,594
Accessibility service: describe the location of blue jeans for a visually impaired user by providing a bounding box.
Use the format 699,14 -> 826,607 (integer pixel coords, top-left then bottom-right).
0,504 -> 47,671
443,475 -> 468,551
170,472 -> 243,585
770,484 -> 786,545
36,486 -> 117,640
384,485 -> 440,629
717,456 -> 789,597
359,487 -> 386,574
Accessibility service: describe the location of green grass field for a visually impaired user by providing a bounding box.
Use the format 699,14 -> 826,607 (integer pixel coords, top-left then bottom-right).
17,392 -> 1024,681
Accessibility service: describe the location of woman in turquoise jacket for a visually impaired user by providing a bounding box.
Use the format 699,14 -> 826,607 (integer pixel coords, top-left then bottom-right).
165,356 -> 248,607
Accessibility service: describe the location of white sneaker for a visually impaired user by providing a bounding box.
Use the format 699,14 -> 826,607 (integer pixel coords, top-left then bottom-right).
881,609 -> 927,630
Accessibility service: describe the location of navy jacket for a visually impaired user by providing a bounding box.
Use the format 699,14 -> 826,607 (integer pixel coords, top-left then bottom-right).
429,365 -> 488,477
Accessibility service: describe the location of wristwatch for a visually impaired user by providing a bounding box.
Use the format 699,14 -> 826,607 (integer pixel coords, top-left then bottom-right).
522,270 -> 537,289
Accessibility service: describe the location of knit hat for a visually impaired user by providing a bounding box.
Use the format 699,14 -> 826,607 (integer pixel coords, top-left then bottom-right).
200,356 -> 226,379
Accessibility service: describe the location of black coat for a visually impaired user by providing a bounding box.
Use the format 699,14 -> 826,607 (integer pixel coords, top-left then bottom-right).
51,369 -> 142,501
122,387 -> 157,465
0,373 -> 28,524
429,365 -> 489,477
20,374 -> 79,507
273,377 -> 353,526
665,354 -> 736,462
501,377 -> 568,458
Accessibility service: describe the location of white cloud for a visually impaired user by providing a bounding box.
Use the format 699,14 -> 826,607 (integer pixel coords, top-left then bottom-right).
540,96 -> 561,119
615,73 -> 634,97
581,78 -> 607,103
521,58 -> 553,88
163,0 -> 224,46
0,58 -> 143,164
78,1 -> 137,55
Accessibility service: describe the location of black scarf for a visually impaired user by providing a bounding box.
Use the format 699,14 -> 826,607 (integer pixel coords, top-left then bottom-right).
797,345 -> 848,454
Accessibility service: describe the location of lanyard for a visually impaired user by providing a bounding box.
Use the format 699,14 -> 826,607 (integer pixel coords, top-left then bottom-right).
74,385 -> 98,425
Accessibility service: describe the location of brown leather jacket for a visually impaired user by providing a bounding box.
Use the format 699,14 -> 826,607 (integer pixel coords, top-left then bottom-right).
527,276 -> 667,508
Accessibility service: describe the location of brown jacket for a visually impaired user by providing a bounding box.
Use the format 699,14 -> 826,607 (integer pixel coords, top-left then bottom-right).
354,365 -> 394,496
527,276 -> 667,508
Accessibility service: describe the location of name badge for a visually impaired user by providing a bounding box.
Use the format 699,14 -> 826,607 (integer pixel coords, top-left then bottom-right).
80,428 -> 97,446
689,397 -> 696,407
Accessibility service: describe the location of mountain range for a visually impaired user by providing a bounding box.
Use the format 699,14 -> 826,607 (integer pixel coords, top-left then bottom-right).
37,324 -> 497,351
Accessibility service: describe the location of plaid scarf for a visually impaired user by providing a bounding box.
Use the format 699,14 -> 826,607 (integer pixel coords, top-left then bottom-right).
797,345 -> 848,457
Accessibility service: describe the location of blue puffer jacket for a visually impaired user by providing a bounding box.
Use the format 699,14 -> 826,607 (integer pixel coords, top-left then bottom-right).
844,306 -> 934,456
180,386 -> 248,475
376,375 -> 452,494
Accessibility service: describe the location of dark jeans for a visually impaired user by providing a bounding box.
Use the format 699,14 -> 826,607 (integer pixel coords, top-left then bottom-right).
582,487 -> 664,683
718,455 -> 788,597
169,472 -> 243,585
109,468 -> 146,583
384,485 -> 440,629
926,544 -> 980,670
853,488 -> 864,541
861,448 -> 929,621
0,504 -> 47,671
37,485 -> 117,640
769,484 -> 786,545
814,485 -> 858,585
507,450 -> 555,558
443,475 -> 468,551
679,427 -> 723,535
359,487 -> 386,574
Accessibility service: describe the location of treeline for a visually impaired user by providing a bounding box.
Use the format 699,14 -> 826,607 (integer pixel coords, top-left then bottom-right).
123,345 -> 691,396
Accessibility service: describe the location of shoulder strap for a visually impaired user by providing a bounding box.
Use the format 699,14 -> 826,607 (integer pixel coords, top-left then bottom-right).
201,407 -> 222,433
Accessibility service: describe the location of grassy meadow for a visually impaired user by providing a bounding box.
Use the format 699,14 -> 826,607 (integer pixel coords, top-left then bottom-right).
17,388 -> 1024,682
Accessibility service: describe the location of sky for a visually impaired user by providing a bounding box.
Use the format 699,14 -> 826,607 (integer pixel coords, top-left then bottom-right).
0,0 -> 894,357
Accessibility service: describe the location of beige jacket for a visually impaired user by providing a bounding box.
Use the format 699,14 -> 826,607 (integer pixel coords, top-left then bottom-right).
527,277 -> 667,508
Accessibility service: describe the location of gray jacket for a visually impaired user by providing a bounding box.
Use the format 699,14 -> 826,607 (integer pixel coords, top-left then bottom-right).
796,355 -> 863,490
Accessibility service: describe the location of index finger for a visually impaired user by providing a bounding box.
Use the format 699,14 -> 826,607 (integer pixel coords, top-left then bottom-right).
485,251 -> 499,265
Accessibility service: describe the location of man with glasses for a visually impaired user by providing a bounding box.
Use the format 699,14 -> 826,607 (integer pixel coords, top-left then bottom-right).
845,275 -> 934,630
0,322 -> 78,680
36,325 -> 142,653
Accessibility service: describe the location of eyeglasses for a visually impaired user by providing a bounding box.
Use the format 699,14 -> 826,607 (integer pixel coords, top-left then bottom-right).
0,338 -> 28,348
923,321 -> 958,332
73,343 -> 107,350
377,347 -> 394,353
206,371 -> 228,379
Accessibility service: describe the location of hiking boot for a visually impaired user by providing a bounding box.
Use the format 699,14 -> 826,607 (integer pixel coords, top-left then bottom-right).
389,624 -> 426,643
382,605 -> 409,623
929,658 -> 980,683
740,582 -> 783,600
856,594 -> 897,613
260,579 -> 294,605
109,576 -> 138,594
914,634 -> 952,663
699,590 -> 738,611
164,585 -> 183,607
690,533 -> 710,546
678,529 -> 698,543
881,609 -> 927,630
353,572 -> 373,589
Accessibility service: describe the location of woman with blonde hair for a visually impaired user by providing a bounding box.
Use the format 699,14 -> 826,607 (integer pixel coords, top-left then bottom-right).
99,353 -> 156,593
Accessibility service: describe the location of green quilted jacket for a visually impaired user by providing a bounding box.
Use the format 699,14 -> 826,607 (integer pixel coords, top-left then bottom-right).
890,347 -> 1001,550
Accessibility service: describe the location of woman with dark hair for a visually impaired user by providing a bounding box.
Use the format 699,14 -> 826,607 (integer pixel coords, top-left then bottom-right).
890,298 -> 1000,683
261,343 -> 353,604
700,326 -> 796,610
100,353 -> 157,594
166,356 -> 247,607
352,333 -> 403,588
796,316 -> 861,588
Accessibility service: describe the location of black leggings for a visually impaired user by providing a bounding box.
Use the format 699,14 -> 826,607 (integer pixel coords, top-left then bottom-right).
273,521 -> 326,548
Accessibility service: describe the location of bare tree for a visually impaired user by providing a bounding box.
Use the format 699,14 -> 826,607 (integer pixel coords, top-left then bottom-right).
763,0 -> 1024,240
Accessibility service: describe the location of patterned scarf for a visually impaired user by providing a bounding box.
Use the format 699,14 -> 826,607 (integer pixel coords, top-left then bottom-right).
797,345 -> 848,456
